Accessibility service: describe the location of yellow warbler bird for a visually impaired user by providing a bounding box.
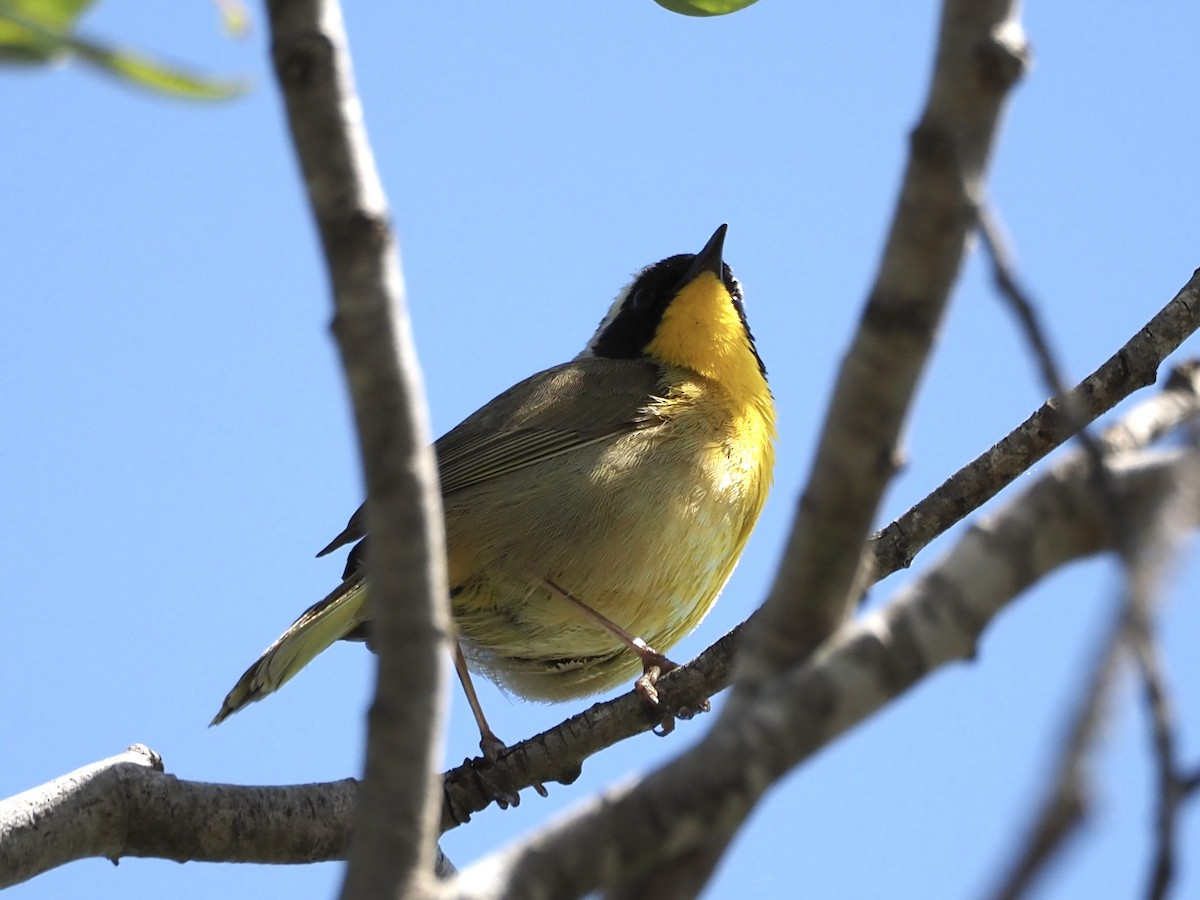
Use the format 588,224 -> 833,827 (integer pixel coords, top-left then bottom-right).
212,225 -> 775,750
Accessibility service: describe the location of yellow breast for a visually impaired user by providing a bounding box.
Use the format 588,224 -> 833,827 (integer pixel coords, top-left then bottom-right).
446,366 -> 775,701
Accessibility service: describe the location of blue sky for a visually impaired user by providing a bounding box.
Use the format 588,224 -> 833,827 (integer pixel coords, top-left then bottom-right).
3,3 -> 1199,898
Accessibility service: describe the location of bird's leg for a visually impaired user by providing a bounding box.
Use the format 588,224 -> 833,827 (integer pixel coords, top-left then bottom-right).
543,578 -> 704,734
452,641 -> 547,799
452,641 -> 503,758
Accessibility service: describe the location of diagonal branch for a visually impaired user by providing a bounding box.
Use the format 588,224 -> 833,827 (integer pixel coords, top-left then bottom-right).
440,352 -> 1200,829
450,451 -> 1200,898
985,594 -> 1126,900
738,0 -> 1031,688
609,11 -> 1034,883
870,271 -> 1200,580
986,446 -> 1198,900
975,202 -> 1196,900
5,441 -> 1197,888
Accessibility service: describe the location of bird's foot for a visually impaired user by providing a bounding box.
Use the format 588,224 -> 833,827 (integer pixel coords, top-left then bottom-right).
475,730 -> 548,805
631,644 -> 710,736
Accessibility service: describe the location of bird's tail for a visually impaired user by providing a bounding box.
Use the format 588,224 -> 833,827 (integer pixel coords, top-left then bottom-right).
210,577 -> 370,726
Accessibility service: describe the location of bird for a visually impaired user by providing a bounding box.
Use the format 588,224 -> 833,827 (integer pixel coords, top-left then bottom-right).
211,224 -> 776,755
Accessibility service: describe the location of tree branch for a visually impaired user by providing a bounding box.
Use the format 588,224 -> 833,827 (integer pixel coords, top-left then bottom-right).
971,197 -> 1196,900
870,271 -> 1200,581
737,0 -> 1030,689
987,440 -> 1198,900
439,352 -> 1200,829
607,8 -> 1033,881
264,1 -> 448,897
449,447 -> 1200,897
6,443 -> 1197,890
1129,614 -> 1184,900
986,616 -> 1124,900
0,746 -> 355,888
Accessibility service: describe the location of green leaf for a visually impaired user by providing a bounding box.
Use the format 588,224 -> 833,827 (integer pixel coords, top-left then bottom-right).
69,32 -> 247,100
3,0 -> 93,31
0,0 -> 91,61
0,3 -> 247,100
0,18 -> 60,61
653,0 -> 759,15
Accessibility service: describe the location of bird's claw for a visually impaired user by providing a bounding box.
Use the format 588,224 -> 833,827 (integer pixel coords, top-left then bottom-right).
633,652 -> 710,734
477,733 -> 548,801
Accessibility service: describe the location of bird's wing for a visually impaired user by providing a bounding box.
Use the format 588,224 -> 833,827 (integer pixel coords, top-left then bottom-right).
316,357 -> 666,555
435,357 -> 666,495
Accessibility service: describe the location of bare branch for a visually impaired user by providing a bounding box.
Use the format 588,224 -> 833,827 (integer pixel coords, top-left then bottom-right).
977,206 -> 1079,414
976,206 -> 1112,477
1128,617 -> 1182,900
985,599 -> 1125,900
871,273 -> 1200,580
440,350 -> 1200,832
6,449 -> 1197,890
450,441 -> 1200,898
977,203 -> 1136,562
972,203 -> 1132,900
1183,767 -> 1200,797
987,433 -> 1198,900
738,0 -> 1031,686
264,1 -> 448,896
0,745 -> 464,891
980,197 -> 1198,900
1122,471 -> 1198,900
0,746 -> 355,888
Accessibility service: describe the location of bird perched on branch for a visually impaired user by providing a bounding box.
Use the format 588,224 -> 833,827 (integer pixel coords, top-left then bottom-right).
212,224 -> 775,757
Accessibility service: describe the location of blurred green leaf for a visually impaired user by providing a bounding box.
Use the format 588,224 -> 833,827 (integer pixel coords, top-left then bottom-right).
653,0 -> 759,15
0,19 -> 59,62
6,0 -> 93,30
0,0 -> 247,99
70,32 -> 247,99
0,0 -> 91,61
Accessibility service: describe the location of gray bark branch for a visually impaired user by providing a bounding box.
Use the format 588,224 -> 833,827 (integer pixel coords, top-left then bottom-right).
442,338 -> 1200,824
4,443 -> 1196,892
739,0 -> 1030,689
264,1 -> 448,897
0,746 -> 355,888
449,450 -> 1200,898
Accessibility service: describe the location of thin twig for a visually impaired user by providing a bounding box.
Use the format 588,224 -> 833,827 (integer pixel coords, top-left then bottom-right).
987,435 -> 1197,900
870,273 -> 1200,580
977,204 -> 1137,900
976,204 -> 1127,548
986,606 -> 1127,900
980,207 -> 1200,900
1126,612 -> 1181,900
1120,456 -> 1197,900
977,207 -> 1077,404
1182,767 -> 1200,797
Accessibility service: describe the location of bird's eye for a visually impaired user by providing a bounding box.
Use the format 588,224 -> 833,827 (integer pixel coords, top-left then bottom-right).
628,289 -> 648,311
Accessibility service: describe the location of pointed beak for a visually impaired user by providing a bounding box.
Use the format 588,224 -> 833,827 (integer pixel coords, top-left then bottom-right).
682,224 -> 728,284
